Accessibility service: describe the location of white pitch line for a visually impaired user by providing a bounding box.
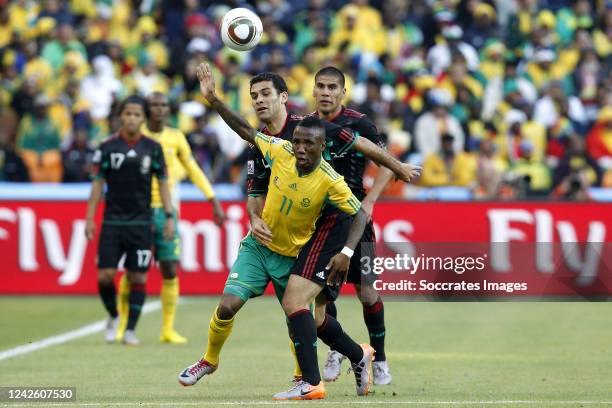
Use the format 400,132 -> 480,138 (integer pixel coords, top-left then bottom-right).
2,401 -> 612,407
0,301 -> 161,362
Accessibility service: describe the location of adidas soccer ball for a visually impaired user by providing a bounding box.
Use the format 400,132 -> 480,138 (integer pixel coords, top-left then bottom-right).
220,8 -> 263,52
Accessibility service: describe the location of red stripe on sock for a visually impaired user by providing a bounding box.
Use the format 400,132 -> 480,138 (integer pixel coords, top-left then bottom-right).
316,314 -> 329,334
288,309 -> 311,319
364,300 -> 383,314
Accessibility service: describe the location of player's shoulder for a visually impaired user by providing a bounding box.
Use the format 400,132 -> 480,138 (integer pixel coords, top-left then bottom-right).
342,107 -> 366,120
339,107 -> 378,136
343,108 -> 375,127
98,133 -> 120,150
141,135 -> 163,150
318,159 -> 343,182
163,126 -> 186,138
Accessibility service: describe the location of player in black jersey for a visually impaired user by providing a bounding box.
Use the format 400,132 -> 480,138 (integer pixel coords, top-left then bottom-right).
294,67 -> 418,385
85,95 -> 175,346
246,72 -> 420,388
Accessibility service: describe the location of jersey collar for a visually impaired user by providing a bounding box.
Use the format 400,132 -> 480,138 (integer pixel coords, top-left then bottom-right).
262,112 -> 289,137
314,106 -> 344,122
119,130 -> 143,147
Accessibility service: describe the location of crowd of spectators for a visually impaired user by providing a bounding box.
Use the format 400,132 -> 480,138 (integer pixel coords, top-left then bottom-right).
0,0 -> 611,200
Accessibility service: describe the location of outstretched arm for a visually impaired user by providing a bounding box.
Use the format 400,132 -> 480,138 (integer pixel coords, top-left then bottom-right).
354,136 -> 421,183
196,63 -> 257,145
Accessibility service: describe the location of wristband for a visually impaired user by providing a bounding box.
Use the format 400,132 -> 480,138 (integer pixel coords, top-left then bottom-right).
341,246 -> 354,258
165,212 -> 173,219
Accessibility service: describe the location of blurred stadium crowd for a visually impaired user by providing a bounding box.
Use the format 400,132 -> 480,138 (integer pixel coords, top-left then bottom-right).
0,0 -> 611,200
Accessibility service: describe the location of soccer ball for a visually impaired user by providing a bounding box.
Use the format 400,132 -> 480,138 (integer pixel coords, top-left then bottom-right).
220,8 -> 263,52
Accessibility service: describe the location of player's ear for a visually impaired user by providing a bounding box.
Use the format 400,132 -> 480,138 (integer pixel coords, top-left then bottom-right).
280,91 -> 288,105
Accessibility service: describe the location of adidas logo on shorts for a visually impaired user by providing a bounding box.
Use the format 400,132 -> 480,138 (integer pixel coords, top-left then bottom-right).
316,271 -> 325,280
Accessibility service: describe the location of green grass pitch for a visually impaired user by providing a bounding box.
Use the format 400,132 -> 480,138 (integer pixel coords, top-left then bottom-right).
0,296 -> 611,407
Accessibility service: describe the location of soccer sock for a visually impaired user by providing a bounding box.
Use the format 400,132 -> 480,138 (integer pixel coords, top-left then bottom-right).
325,301 -> 337,319
203,307 -> 234,367
117,274 -> 130,333
363,298 -> 386,361
289,339 -> 303,378
161,277 -> 179,334
317,314 -> 364,363
126,283 -> 146,331
288,309 -> 321,385
98,280 -> 118,318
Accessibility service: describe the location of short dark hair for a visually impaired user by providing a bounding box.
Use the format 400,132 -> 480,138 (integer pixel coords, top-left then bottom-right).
315,66 -> 345,87
296,116 -> 325,138
250,72 -> 288,94
118,95 -> 149,118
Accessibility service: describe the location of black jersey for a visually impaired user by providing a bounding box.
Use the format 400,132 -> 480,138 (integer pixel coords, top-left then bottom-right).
246,114 -> 357,196
91,133 -> 167,225
313,107 -> 385,200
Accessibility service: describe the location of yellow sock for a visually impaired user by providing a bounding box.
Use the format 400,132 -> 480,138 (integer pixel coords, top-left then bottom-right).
290,339 -> 302,378
203,307 -> 234,367
161,277 -> 179,334
116,274 -> 130,338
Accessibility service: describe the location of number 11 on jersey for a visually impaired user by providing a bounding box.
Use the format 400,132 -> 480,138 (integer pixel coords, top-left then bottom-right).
279,195 -> 293,216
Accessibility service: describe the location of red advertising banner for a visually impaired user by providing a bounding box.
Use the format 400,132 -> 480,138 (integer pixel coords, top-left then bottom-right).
0,201 -> 610,295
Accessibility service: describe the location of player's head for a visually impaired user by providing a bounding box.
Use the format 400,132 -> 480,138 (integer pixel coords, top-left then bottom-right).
118,95 -> 148,135
250,72 -> 288,123
293,116 -> 326,172
313,66 -> 346,116
147,92 -> 169,124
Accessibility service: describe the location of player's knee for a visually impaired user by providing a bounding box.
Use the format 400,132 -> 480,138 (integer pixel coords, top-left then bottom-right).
127,271 -> 147,285
355,283 -> 379,306
160,260 -> 177,279
281,296 -> 298,315
314,303 -> 326,327
97,269 -> 115,284
217,296 -> 243,320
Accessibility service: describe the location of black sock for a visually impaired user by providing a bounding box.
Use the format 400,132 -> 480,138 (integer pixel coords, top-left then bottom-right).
363,299 -> 386,361
98,280 -> 118,318
317,314 -> 364,363
126,283 -> 146,331
325,302 -> 337,319
288,309 -> 320,385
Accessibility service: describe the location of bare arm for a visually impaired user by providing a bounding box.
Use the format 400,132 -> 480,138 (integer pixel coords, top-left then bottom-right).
85,179 -> 104,240
159,178 -> 176,241
247,195 -> 265,220
344,208 -> 369,252
361,167 -> 394,221
354,137 -> 421,183
247,195 -> 272,245
196,63 -> 257,145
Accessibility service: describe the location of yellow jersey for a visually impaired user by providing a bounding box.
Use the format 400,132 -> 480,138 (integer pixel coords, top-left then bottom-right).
254,132 -> 361,257
142,124 -> 215,208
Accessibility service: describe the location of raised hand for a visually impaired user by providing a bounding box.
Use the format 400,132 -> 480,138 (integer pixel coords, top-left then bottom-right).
397,163 -> 422,183
196,63 -> 216,103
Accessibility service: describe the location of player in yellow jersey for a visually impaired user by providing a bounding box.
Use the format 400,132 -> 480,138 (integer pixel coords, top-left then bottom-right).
116,92 -> 225,344
177,64 -> 375,400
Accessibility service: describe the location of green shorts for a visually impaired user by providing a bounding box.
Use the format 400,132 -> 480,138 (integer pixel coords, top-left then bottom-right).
224,234 -> 295,303
152,207 -> 180,261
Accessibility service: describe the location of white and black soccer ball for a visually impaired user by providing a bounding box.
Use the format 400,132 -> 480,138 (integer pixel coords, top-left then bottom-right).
220,8 -> 263,52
